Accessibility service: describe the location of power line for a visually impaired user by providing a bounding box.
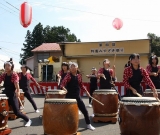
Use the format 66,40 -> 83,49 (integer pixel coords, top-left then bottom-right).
0,49 -> 20,61
0,5 -> 12,13
29,1 -> 160,23
4,0 -> 39,22
0,46 -> 21,54
0,2 -> 17,13
0,40 -> 22,45
0,5 -> 19,17
5,1 -> 19,11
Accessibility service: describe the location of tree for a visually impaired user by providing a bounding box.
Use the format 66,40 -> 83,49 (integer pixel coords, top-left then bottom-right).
20,30 -> 33,64
20,23 -> 81,64
147,33 -> 160,56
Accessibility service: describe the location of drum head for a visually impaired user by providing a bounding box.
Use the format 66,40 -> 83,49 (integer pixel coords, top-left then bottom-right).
121,97 -> 158,102
95,89 -> 116,92
0,94 -> 6,97
45,99 -> 77,104
145,89 -> 160,93
0,94 -> 8,99
46,90 -> 66,94
47,89 -> 63,92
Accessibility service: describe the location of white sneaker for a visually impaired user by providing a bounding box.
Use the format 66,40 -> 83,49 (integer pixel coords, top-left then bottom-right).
91,114 -> 95,117
87,124 -> 95,131
25,119 -> 32,127
79,110 -> 81,115
88,104 -> 92,108
35,110 -> 40,113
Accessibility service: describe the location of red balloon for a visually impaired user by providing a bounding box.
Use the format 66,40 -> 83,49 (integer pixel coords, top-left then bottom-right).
20,2 -> 32,28
112,18 -> 123,30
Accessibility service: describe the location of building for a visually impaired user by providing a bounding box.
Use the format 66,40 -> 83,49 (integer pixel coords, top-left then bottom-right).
60,39 -> 151,82
25,56 -> 34,71
31,43 -> 62,82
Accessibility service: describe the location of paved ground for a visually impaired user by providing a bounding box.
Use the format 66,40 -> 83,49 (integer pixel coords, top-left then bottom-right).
7,95 -> 120,135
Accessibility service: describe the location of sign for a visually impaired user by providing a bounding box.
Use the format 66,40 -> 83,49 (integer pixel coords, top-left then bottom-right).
90,48 -> 124,54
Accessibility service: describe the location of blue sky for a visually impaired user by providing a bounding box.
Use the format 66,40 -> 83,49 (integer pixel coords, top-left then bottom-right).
1,0 -> 160,68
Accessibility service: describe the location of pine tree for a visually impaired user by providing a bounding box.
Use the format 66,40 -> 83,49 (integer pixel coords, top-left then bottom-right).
31,22 -> 44,48
20,30 -> 33,64
147,33 -> 160,56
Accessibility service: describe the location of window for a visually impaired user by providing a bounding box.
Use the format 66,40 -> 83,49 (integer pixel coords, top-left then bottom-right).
99,43 -> 102,47
37,53 -> 50,61
106,42 -> 109,46
112,42 -> 116,46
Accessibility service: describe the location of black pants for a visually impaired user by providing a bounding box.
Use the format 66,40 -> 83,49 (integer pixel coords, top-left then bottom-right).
89,87 -> 96,104
66,94 -> 90,124
100,84 -> 111,89
147,80 -> 160,89
23,88 -> 37,110
7,92 -> 29,122
125,87 -> 143,97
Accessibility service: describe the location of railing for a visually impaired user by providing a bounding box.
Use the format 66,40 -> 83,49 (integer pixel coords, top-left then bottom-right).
30,82 -> 146,96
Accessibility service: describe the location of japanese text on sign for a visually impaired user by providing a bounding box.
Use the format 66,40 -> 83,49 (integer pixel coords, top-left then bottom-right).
90,48 -> 124,54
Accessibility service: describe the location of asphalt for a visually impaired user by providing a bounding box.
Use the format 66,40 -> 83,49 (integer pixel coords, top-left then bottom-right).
7,95 -> 120,135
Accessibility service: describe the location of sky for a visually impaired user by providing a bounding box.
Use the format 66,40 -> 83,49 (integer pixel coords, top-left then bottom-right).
1,0 -> 160,69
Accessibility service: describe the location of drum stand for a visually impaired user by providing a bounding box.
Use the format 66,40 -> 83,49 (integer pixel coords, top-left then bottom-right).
0,128 -> 11,135
44,132 -> 81,135
92,115 -> 118,123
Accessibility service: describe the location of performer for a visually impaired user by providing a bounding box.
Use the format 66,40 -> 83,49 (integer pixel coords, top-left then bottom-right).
86,67 -> 98,107
146,55 -> 160,89
1,59 -> 32,126
98,59 -> 116,89
57,62 -> 69,88
124,60 -> 131,68
60,62 -> 95,131
123,53 -> 158,98
18,65 -> 40,113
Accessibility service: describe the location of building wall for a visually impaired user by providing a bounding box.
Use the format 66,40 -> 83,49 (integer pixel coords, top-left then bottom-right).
26,57 -> 34,71
38,56 -> 63,82
33,51 -> 62,80
64,40 -> 150,56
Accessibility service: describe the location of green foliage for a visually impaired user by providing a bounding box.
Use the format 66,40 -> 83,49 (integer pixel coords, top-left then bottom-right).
147,33 -> 160,56
20,23 -> 81,64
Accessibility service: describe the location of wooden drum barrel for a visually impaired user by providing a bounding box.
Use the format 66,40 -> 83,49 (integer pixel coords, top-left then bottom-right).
0,94 -> 9,130
143,89 -> 160,99
119,97 -> 160,135
45,90 -> 66,99
43,99 -> 79,135
92,89 -> 119,117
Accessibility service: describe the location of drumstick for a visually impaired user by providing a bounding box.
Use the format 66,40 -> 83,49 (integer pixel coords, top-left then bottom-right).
113,54 -> 116,65
156,98 -> 160,102
90,96 -> 104,106
135,93 -> 142,97
84,89 -> 104,106
101,74 -> 106,80
18,97 -> 24,109
57,78 -> 61,86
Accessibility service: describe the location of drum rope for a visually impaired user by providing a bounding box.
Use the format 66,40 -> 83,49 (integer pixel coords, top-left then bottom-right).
94,112 -> 118,117
0,125 -> 8,130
